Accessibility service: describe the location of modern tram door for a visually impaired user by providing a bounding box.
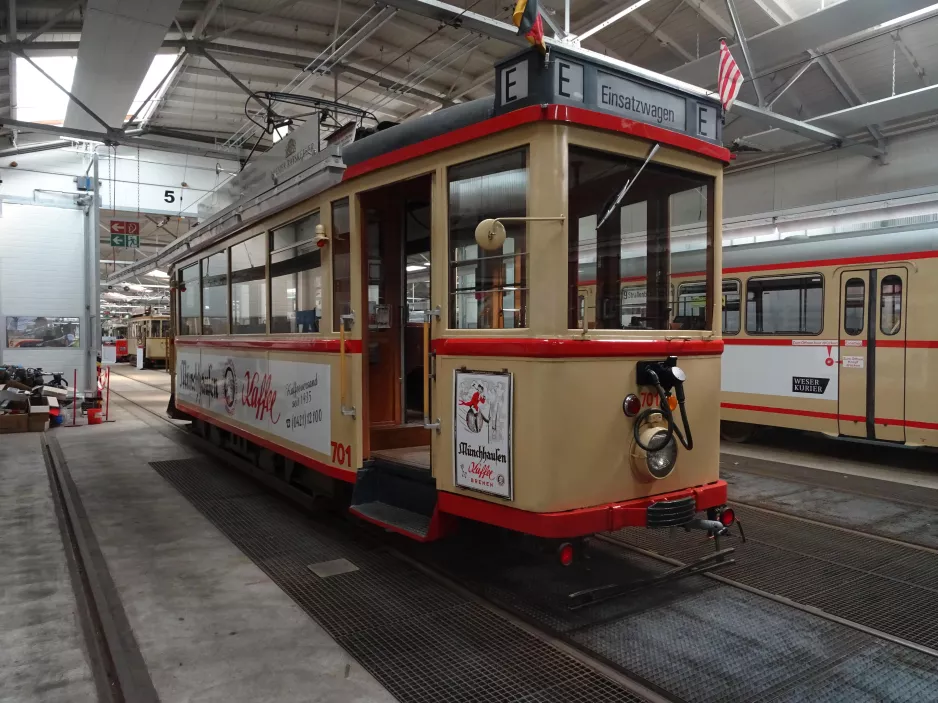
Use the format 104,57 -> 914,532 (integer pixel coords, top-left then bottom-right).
838,268 -> 907,442
359,175 -> 433,467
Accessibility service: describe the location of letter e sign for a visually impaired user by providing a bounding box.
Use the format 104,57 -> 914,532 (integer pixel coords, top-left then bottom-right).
501,60 -> 529,105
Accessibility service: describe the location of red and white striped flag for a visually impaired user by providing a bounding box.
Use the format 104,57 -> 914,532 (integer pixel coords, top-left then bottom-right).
718,39 -> 743,111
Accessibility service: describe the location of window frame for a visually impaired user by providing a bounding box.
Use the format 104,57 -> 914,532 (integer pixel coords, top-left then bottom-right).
843,276 -> 865,337
178,263 -> 202,336
879,274 -> 903,336
229,232 -> 269,335
676,278 -> 741,335
269,210 -> 324,335
744,272 -> 825,337
446,147 -> 529,331
331,198 -> 351,333
200,250 -> 229,336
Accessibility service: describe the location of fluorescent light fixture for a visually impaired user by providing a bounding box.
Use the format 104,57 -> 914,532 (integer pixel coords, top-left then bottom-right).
878,3 -> 938,30
579,0 -> 655,40
406,264 -> 426,272
147,269 -> 170,278
16,56 -> 77,125
126,54 -> 178,123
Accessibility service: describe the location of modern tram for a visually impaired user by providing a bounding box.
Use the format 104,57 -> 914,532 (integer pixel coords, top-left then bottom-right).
578,226 -> 938,448
128,313 -> 170,368
164,47 -> 734,551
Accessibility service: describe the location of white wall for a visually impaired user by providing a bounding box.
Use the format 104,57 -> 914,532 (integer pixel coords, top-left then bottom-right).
725,126 -> 938,220
0,146 -> 238,217
0,203 -> 89,388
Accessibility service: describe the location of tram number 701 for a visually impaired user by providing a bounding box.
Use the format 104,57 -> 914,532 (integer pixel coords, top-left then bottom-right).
331,441 -> 352,467
640,391 -> 659,408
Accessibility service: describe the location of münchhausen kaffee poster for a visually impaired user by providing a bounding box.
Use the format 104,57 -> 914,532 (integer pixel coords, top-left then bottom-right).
453,370 -> 513,500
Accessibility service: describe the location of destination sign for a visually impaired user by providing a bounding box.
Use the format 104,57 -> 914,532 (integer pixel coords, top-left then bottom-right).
494,47 -> 722,144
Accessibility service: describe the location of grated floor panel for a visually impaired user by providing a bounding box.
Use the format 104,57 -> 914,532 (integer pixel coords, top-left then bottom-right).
149,460 -> 647,703
613,504 -> 938,651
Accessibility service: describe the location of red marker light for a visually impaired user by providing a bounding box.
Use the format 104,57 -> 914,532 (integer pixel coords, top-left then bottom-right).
623,394 -> 641,417
316,238 -> 327,248
558,542 -> 575,567
720,508 -> 736,527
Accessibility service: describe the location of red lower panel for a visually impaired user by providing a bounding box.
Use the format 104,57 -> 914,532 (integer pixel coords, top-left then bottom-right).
177,401 -> 356,483
436,481 -> 727,538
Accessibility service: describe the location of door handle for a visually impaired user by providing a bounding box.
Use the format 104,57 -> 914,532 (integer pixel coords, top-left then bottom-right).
423,306 -> 441,432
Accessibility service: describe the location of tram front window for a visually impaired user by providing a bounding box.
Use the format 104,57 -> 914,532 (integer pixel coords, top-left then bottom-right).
568,146 -> 715,331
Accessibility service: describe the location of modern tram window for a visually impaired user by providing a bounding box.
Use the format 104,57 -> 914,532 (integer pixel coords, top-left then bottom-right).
843,277 -> 865,336
332,199 -> 351,332
746,274 -> 823,335
881,275 -> 902,335
448,149 -> 527,329
201,252 -> 228,335
179,264 -> 201,335
230,234 -> 267,334
676,280 -> 740,333
568,145 -> 715,330
270,212 -> 322,334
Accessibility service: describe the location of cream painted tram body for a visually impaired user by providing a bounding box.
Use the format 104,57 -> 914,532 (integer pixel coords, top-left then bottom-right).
128,314 -> 170,367
167,48 -> 732,545
578,227 -> 938,447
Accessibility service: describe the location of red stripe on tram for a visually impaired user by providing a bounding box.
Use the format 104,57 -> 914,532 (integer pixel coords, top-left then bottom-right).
174,338 -> 363,353
432,337 -> 724,358
720,402 -> 938,431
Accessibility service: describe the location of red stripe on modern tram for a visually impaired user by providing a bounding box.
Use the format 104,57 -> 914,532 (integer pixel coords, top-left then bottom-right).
720,402 -> 938,431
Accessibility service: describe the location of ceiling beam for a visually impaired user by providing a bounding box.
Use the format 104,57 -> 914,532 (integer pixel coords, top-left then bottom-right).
666,0 -> 938,88
21,0 -> 83,42
204,0 -> 302,42
5,0 -> 15,120
578,0 -> 656,41
892,30 -> 928,86
0,116 -> 248,158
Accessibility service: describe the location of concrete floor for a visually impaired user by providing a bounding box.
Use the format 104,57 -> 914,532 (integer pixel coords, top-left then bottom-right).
2,379 -> 397,703
0,433 -> 96,703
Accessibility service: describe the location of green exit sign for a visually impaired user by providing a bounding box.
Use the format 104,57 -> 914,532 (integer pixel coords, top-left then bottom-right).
110,234 -> 140,248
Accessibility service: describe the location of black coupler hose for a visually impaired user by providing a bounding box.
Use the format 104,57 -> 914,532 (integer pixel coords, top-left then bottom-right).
632,370 -> 694,452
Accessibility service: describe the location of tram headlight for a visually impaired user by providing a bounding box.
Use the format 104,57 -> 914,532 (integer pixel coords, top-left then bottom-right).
630,426 -> 678,481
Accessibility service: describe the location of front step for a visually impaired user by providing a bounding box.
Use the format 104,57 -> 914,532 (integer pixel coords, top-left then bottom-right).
349,460 -> 445,541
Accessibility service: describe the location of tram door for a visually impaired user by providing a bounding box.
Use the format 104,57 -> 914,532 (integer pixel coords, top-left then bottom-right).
838,268 -> 907,441
360,176 -> 433,462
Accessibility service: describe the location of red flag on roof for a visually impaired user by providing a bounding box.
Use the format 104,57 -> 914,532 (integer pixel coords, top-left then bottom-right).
718,39 -> 743,111
513,0 -> 547,54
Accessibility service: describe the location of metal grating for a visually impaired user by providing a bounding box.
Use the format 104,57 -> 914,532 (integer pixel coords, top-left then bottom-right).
422,527 -> 938,702
148,460 -> 647,703
612,503 -> 938,650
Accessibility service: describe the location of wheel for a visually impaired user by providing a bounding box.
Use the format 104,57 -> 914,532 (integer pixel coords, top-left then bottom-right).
720,420 -> 757,443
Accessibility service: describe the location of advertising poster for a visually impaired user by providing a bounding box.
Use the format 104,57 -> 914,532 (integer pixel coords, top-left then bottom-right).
176,349 -> 331,457
453,370 -> 513,500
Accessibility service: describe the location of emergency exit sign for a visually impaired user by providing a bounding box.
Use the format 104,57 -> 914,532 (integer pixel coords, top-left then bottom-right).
110,220 -> 140,235
110,233 -> 140,248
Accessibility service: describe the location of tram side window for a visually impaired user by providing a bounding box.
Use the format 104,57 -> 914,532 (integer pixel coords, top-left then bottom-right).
881,275 -> 902,335
179,264 -> 200,335
271,212 -> 322,334
201,252 -> 228,335
568,146 -> 715,330
676,280 -> 739,333
844,277 -> 865,336
230,234 -> 267,334
448,149 -> 527,329
332,200 -> 351,331
746,274 -> 823,335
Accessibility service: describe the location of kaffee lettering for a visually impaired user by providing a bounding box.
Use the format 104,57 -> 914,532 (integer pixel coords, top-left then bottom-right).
242,371 -> 280,423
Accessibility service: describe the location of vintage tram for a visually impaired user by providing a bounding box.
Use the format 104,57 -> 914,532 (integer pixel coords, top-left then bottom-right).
128,313 -> 170,368
166,47 -> 732,550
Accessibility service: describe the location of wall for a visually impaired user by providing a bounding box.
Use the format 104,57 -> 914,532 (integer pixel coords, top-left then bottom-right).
0,203 -> 89,388
0,146 -> 239,216
725,126 -> 938,220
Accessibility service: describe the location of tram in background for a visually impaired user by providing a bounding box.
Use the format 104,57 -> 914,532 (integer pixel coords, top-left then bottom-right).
579,227 -> 938,448
128,313 -> 170,368
165,47 -> 734,555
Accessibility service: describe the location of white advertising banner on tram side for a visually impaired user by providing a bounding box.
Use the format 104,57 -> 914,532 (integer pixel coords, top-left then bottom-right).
176,349 -> 331,456
453,370 -> 513,500
721,341 -> 839,400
